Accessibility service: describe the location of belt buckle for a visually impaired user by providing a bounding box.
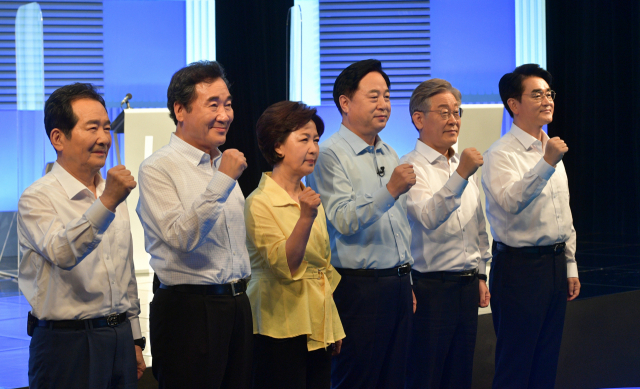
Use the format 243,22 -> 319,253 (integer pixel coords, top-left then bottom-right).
397,264 -> 409,276
230,281 -> 243,296
106,313 -> 119,327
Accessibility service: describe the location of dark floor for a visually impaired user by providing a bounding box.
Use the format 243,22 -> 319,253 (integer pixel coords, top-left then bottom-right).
573,233 -> 640,300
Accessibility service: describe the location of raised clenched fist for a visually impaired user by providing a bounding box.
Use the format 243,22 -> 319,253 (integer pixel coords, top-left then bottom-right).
386,164 -> 416,199
544,137 -> 568,167
218,149 -> 247,181
456,147 -> 484,179
299,187 -> 321,220
100,165 -> 137,212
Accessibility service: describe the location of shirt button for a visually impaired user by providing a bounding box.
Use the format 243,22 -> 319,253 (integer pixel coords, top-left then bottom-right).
401,253 -> 405,258
458,209 -> 461,213
396,234 -> 399,237
111,281 -> 115,285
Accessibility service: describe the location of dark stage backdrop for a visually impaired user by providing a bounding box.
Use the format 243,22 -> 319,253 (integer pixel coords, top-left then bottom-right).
546,0 -> 640,236
215,0 -> 294,197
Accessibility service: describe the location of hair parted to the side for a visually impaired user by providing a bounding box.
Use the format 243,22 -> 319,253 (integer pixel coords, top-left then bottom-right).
256,101 -> 325,166
332,59 -> 391,115
44,83 -> 106,140
499,64 -> 553,118
409,78 -> 462,117
167,60 -> 231,125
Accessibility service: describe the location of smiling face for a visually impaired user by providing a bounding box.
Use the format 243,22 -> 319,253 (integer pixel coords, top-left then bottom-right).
413,92 -> 461,155
54,98 -> 111,179
341,71 -> 391,141
274,120 -> 319,179
174,78 -> 233,156
509,76 -> 554,130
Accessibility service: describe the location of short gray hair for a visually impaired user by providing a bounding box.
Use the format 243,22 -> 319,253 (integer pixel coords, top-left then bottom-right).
409,78 -> 462,116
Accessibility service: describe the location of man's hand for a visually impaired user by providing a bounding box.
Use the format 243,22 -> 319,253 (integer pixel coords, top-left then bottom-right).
299,187 -> 322,220
386,164 -> 416,199
217,149 -> 247,181
479,280 -> 491,307
567,277 -> 581,301
332,339 -> 343,356
412,289 -> 417,313
135,345 -> 146,380
543,137 -> 568,167
100,165 -> 137,212
456,147 -> 484,180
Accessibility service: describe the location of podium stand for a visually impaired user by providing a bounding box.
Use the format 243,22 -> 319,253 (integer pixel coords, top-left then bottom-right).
112,108 -> 175,273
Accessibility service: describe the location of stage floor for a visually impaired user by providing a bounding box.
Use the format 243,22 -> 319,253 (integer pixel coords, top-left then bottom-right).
0,233 -> 638,388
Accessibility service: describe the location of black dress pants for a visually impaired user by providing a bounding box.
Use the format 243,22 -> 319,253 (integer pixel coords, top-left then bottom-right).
331,272 -> 413,389
490,243 -> 568,389
150,287 -> 253,389
252,334 -> 332,389
407,272 -> 479,389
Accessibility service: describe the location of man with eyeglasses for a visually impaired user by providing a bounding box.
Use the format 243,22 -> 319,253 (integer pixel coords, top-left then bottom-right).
482,64 -> 580,388
400,79 -> 492,389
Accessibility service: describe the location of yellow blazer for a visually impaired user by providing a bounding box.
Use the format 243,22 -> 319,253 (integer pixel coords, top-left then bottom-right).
245,173 -> 345,351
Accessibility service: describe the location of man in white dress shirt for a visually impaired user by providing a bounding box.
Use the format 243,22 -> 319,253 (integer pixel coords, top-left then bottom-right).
137,61 -> 252,389
401,79 -> 491,389
482,64 -> 581,388
18,83 -> 145,388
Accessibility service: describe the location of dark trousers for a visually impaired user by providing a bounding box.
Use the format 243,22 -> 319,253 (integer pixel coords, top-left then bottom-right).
407,272 -> 479,389
490,243 -> 568,389
252,334 -> 332,389
331,272 -> 413,389
28,319 -> 136,389
150,287 -> 253,389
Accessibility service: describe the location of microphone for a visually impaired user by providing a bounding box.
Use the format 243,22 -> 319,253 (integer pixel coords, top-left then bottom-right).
377,166 -> 385,177
120,93 -> 133,109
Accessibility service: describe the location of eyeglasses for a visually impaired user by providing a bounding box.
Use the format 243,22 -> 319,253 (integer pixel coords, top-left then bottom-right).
523,90 -> 556,102
426,107 -> 463,121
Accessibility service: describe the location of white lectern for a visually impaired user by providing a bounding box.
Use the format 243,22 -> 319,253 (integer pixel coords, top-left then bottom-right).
112,108 -> 175,273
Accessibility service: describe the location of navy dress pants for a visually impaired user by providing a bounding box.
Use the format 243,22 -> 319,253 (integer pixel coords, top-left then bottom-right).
28,319 -> 137,389
490,242 -> 568,389
331,271 -> 413,389
407,272 -> 479,389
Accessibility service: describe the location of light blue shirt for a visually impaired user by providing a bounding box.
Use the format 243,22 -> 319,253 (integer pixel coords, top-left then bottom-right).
307,124 -> 413,270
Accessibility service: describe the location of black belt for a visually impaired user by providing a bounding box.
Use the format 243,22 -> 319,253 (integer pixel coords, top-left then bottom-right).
412,269 -> 478,283
159,278 -> 248,296
336,263 -> 411,277
37,312 -> 127,330
495,241 -> 566,255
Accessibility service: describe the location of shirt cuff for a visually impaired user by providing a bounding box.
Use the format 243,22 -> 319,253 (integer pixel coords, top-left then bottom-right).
566,261 -> 579,278
478,259 -> 487,275
129,317 -> 142,340
375,185 -> 397,211
534,157 -> 556,181
444,171 -> 469,196
207,171 -> 237,199
89,199 -> 116,233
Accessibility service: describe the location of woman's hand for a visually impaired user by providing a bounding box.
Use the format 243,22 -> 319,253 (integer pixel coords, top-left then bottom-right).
299,187 -> 321,220
332,339 -> 343,356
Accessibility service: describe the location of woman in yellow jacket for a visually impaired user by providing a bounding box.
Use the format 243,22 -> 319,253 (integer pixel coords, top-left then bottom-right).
245,101 -> 345,389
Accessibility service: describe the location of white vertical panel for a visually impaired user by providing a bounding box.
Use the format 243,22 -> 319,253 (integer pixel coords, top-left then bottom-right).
187,0 -> 216,63
515,0 -> 546,68
290,0 -> 320,106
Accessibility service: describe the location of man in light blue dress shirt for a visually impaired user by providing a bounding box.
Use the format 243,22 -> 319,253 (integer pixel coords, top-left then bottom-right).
307,59 -> 416,389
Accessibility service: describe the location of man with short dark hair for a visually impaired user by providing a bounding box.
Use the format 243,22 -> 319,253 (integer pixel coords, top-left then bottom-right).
482,64 -> 581,388
307,59 -> 416,389
18,83 -> 145,388
401,78 -> 491,389
137,60 -> 252,388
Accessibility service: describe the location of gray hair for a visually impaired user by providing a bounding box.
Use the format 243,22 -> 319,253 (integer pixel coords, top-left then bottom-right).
409,78 -> 462,116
